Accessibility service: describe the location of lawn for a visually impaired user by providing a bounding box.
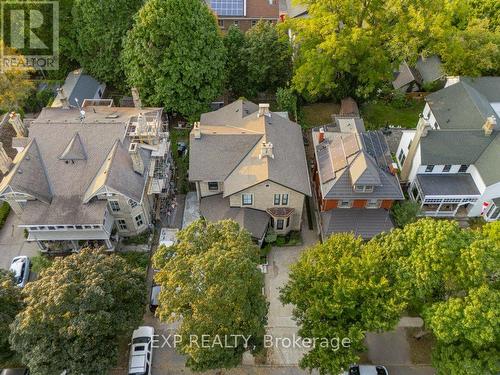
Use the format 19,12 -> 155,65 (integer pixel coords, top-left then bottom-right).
361,100 -> 424,129
301,102 -> 340,128
170,128 -> 191,194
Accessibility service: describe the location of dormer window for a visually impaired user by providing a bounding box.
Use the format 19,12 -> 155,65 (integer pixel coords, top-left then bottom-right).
354,185 -> 374,193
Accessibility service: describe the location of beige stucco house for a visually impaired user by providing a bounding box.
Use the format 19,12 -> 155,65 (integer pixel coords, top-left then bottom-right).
189,100 -> 311,244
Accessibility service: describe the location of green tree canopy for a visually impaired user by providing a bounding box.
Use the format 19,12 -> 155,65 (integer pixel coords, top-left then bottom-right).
122,0 -> 226,120
280,234 -> 407,374
72,0 -> 143,87
153,219 -> 268,371
244,21 -> 293,97
10,249 -> 146,375
223,25 -> 248,98
0,270 -> 23,361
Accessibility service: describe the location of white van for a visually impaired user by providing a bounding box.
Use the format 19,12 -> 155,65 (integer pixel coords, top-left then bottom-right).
128,326 -> 154,375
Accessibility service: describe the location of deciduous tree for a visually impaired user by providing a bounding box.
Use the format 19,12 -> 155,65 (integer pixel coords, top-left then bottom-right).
153,219 -> 268,371
0,270 -> 23,361
122,0 -> 226,120
72,0 -> 143,87
224,25 -> 248,98
10,249 -> 146,375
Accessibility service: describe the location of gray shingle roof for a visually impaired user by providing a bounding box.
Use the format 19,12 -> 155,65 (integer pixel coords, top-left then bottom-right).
420,130 -> 495,165
190,100 -> 312,197
59,132 -> 87,160
475,134 -> 500,186
416,173 -> 480,196
321,208 -> 394,240
426,79 -> 499,130
52,69 -> 104,107
200,194 -> 269,239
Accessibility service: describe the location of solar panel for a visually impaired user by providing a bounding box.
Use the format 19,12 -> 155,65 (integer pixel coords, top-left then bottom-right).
317,144 -> 335,183
210,0 -> 245,16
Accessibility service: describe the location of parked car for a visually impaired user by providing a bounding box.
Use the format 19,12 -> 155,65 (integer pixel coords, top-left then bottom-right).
343,365 -> 388,375
9,256 -> 30,287
149,285 -> 161,313
0,369 -> 29,375
128,326 -> 154,375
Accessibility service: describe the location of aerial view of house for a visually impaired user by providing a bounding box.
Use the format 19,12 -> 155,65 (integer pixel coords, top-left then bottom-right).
189,100 -> 311,244
206,0 -> 279,31
397,76 -> 500,221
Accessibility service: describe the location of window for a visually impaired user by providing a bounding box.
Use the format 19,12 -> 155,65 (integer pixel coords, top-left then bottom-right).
251,20 -> 257,27
233,20 -> 239,26
75,225 -> 83,229
425,165 -> 434,172
281,194 -> 289,205
109,200 -> 120,212
366,199 -> 380,209
354,185 -> 374,193
443,165 -> 452,172
117,219 -> 127,231
242,194 -> 252,206
135,214 -> 144,227
398,149 -> 406,165
458,164 -> 469,173
218,19 -> 224,27
339,200 -> 351,208
286,217 -> 290,228
128,199 -> 138,209
274,194 -> 280,205
208,182 -> 219,191
48,226 -> 55,230
407,140 -> 412,150
276,219 -> 284,230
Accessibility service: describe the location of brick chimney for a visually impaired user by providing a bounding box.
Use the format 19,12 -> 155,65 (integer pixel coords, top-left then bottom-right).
131,87 -> 142,109
318,127 -> 325,143
56,88 -> 70,109
258,103 -> 271,118
193,122 -> 201,139
8,112 -> 26,137
129,142 -> 144,175
0,142 -> 13,174
482,116 -> 497,136
259,141 -> 274,159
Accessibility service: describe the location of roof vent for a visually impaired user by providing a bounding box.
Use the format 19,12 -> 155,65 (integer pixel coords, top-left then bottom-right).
259,141 -> 274,159
483,116 -> 497,136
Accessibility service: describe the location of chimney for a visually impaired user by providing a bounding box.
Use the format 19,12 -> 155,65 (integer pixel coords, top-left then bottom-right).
400,117 -> 431,183
129,142 -> 144,175
318,127 -> 325,143
258,103 -> 271,118
259,141 -> 274,159
0,142 -> 13,174
482,116 -> 497,136
193,122 -> 201,139
131,87 -> 142,109
9,112 -> 26,137
137,113 -> 148,134
56,88 -> 70,109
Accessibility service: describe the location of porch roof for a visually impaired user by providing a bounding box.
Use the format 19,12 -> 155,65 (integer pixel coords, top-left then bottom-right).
200,194 -> 269,240
321,208 -> 394,240
416,174 -> 480,196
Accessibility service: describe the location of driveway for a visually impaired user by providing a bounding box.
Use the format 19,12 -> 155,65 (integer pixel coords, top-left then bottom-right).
0,211 -> 39,270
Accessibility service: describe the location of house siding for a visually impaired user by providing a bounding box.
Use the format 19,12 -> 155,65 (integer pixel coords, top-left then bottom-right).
352,200 -> 367,208
198,181 -> 224,197
380,200 -> 394,209
229,180 -> 304,231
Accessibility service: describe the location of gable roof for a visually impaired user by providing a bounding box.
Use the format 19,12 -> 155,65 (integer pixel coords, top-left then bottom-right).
52,69 -> 104,108
475,133 -> 500,186
189,100 -> 311,197
313,125 -> 404,200
59,132 -> 87,160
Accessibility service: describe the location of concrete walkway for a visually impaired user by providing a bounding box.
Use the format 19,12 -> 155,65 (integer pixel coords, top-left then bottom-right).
0,211 -> 39,270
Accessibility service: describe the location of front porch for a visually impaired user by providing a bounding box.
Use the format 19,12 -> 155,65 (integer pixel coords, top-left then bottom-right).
34,238 -> 116,254
410,174 -> 480,217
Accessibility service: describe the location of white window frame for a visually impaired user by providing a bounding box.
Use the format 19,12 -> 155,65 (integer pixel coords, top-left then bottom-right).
128,199 -> 138,209
425,165 -> 434,173
109,200 -> 120,212
134,214 -> 144,228
339,200 -> 352,208
273,194 -> 280,205
242,194 -> 253,206
281,193 -> 289,205
117,219 -> 127,231
208,182 -> 219,191
366,199 -> 381,209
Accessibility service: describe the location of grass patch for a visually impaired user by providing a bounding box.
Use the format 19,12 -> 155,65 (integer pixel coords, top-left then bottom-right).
301,102 -> 340,128
117,252 -> 149,272
268,231 -> 302,247
0,201 -> 11,229
361,100 -> 424,129
170,128 -> 191,194
406,328 -> 435,365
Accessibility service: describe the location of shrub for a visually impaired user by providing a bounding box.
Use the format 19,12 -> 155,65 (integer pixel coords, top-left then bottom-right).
122,230 -> 151,245
0,202 -> 11,229
30,255 -> 54,274
391,201 -> 422,228
117,252 -> 149,273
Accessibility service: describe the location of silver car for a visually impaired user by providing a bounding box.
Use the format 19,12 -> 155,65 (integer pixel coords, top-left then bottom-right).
9,256 -> 30,287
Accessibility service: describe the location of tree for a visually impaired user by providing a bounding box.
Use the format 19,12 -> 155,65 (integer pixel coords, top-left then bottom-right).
224,25 -> 248,98
244,21 -> 292,97
10,249 -> 146,375
280,234 -> 406,374
0,270 -> 23,361
72,0 -> 143,87
153,219 -> 268,371
122,0 -> 226,121
276,87 -> 298,121
0,41 -> 35,112
391,201 -> 422,228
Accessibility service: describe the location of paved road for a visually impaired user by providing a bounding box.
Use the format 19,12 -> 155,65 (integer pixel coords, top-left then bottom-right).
0,211 -> 39,270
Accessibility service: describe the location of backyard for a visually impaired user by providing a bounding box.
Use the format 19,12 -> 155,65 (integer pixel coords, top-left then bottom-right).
361,100 -> 424,129
301,102 -> 340,128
